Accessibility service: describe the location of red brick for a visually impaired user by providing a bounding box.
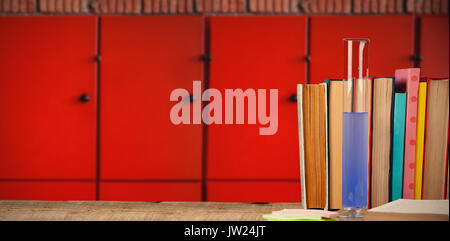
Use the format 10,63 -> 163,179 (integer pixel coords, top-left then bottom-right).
274,0 -> 281,12
432,0 -> 440,13
291,0 -> 298,12
237,0 -> 245,11
333,0 -> 341,13
186,0 -> 193,12
354,0 -> 362,13
64,0 -> 72,12
108,0 -> 117,13
55,0 -> 63,12
123,0 -> 131,12
196,0 -> 203,11
281,0 -> 289,13
372,0 -> 379,13
229,0 -> 237,12
222,0 -> 229,12
249,0 -> 256,11
406,0 -> 413,12
395,0 -> 402,13
168,0 -> 176,13
153,0 -> 160,12
267,0 -> 274,12
205,0 -> 212,11
27,0 -> 35,12
143,0 -> 152,13
310,0 -> 318,13
442,0 -> 449,13
102,0 -> 110,13
72,0 -> 80,12
133,0 -> 140,13
19,0 -> 26,12
212,0 -> 220,11
415,0 -> 424,13
258,0 -> 265,12
11,0 -> 19,12
326,0 -> 334,13
116,0 -> 124,12
161,0 -> 168,12
342,0 -> 350,13
178,0 -> 185,12
81,0 -> 89,12
3,0 -> 9,12
317,0 -> 324,12
362,0 -> 370,13
386,0 -> 394,13
424,0 -> 432,13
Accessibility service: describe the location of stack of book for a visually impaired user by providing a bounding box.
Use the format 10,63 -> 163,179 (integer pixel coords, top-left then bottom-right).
297,68 -> 449,210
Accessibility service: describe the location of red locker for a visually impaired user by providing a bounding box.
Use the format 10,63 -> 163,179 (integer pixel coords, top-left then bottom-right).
0,16 -> 97,200
207,181 -> 301,203
0,182 -> 96,201
100,182 -> 202,201
420,15 -> 449,78
310,16 -> 414,84
100,16 -> 204,181
207,16 -> 307,182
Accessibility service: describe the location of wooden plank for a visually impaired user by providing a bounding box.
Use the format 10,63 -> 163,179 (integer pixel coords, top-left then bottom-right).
0,201 -> 303,221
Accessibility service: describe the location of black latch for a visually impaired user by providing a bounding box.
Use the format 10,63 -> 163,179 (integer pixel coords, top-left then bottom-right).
305,55 -> 311,62
410,54 -> 423,62
201,54 -> 212,62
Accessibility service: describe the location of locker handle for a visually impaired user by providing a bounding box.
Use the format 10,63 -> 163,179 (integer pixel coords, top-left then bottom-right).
79,94 -> 90,103
289,94 -> 297,102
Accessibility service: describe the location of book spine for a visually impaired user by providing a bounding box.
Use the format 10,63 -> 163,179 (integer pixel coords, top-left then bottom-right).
391,93 -> 407,202
414,82 -> 427,200
297,84 -> 307,209
400,69 -> 420,199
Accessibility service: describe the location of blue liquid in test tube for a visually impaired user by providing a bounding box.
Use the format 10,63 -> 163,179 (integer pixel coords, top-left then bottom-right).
342,112 -> 369,208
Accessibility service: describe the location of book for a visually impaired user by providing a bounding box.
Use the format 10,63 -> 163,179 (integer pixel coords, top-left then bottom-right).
395,68 -> 421,199
366,199 -> 449,221
371,77 -> 394,208
414,81 -> 428,200
297,84 -> 329,209
422,78 -> 449,200
391,92 -> 407,202
324,79 -> 345,210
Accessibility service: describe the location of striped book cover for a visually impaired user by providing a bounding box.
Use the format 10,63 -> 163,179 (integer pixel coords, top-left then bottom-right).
395,68 -> 421,199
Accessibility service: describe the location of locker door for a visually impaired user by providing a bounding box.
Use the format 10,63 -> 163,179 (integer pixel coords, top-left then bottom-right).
0,17 -> 97,200
310,16 -> 414,84
420,15 -> 449,78
100,16 -> 203,193
207,17 -> 306,202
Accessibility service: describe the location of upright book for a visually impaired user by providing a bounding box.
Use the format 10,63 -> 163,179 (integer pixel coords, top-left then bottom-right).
297,83 -> 329,209
324,79 -> 346,210
391,92 -> 407,202
422,78 -> 449,200
395,68 -> 421,199
414,80 -> 428,200
371,77 -> 394,208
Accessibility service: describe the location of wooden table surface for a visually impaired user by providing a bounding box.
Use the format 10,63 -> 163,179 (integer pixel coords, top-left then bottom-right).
0,200 -> 304,221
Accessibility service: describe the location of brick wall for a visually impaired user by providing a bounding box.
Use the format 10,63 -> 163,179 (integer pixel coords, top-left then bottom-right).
0,0 -> 448,15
